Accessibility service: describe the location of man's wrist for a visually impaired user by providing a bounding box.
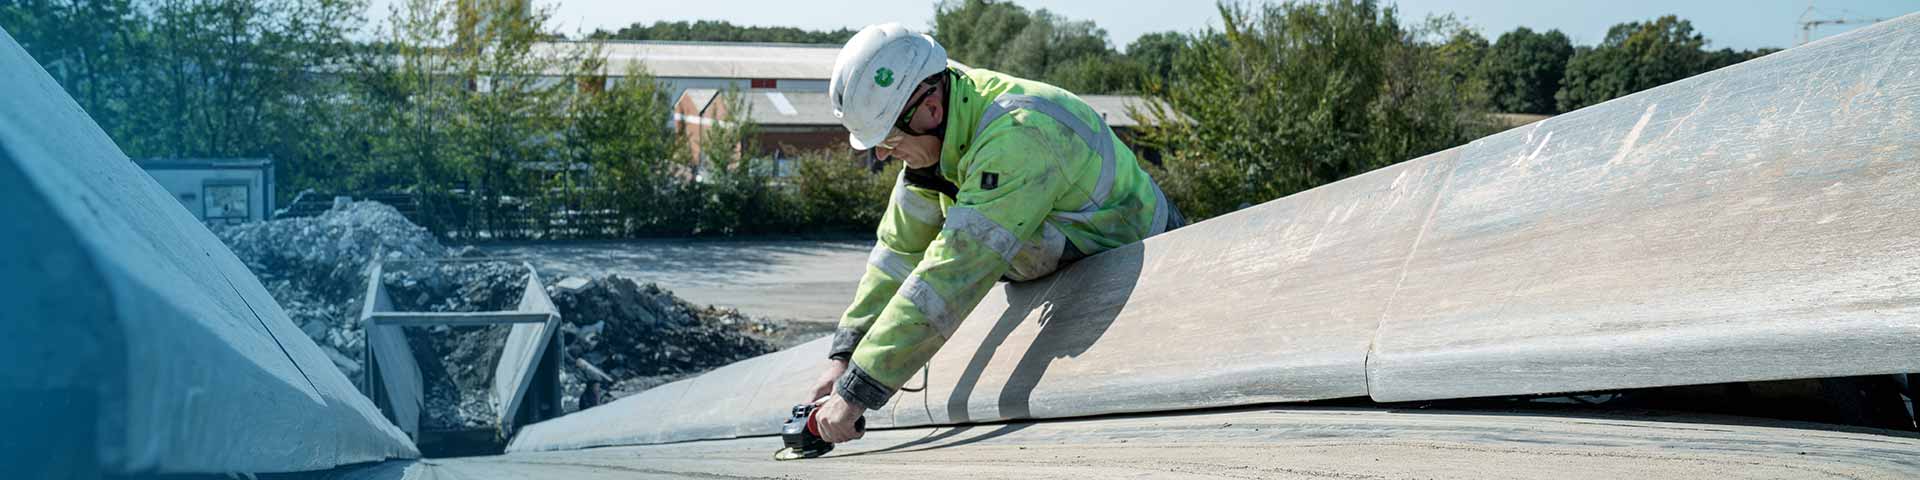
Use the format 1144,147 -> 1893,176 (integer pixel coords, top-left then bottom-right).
832,362 -> 894,410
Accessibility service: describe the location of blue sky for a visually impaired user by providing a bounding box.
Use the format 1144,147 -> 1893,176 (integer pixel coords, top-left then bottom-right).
369,0 -> 1919,51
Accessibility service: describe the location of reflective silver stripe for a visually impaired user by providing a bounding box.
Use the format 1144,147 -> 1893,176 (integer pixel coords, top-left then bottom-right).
973,94 -> 1117,212
1005,222 -> 1067,282
900,275 -> 960,338
866,242 -> 916,280
892,171 -> 944,226
946,206 -> 1021,263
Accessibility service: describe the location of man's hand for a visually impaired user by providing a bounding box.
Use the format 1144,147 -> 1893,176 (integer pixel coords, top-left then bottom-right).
813,392 -> 866,443
808,358 -> 849,401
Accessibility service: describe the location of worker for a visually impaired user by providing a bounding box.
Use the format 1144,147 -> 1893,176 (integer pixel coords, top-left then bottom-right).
805,23 -> 1185,444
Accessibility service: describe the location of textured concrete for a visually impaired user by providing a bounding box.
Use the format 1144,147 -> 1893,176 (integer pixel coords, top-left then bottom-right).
508,13 -> 1920,453
0,27 -> 416,476
1364,12 -> 1920,401
491,264 -> 562,432
343,407 -> 1920,479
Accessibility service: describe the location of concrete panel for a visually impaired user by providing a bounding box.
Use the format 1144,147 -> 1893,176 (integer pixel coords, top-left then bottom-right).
891,150 -> 1454,428
507,13 -> 1920,452
508,147 -> 1449,448
412,407 -> 1920,479
506,374 -> 695,451
506,338 -> 831,452
738,338 -> 836,427
0,26 -> 415,475
363,265 -> 423,436
664,341 -> 802,440
492,264 -> 561,431
1367,13 -> 1920,402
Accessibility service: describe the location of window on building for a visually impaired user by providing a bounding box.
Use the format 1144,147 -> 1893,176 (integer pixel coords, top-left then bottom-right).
750,78 -> 777,89
203,181 -> 250,225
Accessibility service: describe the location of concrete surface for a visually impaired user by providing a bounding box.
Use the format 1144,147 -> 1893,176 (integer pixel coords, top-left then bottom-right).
484,237 -> 869,324
1364,12 -> 1920,401
0,26 -> 416,476
507,13 -> 1920,453
492,265 -> 562,433
507,338 -> 830,451
326,407 -> 1920,479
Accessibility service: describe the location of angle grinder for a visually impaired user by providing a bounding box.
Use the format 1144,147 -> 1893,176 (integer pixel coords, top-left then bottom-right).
773,401 -> 865,461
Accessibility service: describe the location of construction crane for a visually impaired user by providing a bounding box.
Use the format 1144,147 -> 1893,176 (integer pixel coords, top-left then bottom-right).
1799,2 -> 1889,45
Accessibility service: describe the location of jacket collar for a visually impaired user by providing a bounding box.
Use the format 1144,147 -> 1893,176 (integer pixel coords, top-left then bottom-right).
937,67 -> 987,184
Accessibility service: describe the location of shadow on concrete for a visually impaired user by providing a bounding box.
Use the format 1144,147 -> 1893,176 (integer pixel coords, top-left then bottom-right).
943,240 -> 1148,424
837,422 -> 1038,459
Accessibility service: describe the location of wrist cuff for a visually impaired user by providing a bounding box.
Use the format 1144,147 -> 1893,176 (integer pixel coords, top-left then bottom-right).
833,362 -> 894,410
828,327 -> 863,361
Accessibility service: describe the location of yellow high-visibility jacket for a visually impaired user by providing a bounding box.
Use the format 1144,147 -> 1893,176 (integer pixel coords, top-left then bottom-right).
830,66 -> 1176,409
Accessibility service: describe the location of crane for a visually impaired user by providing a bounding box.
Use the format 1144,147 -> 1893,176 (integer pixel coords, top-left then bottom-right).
1799,2 -> 1889,45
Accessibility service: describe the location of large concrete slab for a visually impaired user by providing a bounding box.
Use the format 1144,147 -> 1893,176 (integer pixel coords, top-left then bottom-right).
507,338 -> 831,452
505,14 -> 1920,451
336,407 -> 1920,479
1365,13 -> 1920,402
887,149 -> 1454,428
492,264 -> 562,431
0,27 -> 416,476
507,148 -> 1441,449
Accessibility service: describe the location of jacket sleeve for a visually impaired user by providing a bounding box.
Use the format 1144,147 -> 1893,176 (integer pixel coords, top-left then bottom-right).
830,171 -> 946,360
836,128 -> 1064,410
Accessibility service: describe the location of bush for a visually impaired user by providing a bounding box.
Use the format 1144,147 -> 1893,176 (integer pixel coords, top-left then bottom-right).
790,150 -> 899,229
1136,1 -> 1497,219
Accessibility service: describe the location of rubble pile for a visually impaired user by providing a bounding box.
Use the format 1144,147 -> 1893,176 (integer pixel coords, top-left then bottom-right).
216,201 -> 800,429
380,261 -> 529,429
549,275 -> 784,409
216,202 -> 450,383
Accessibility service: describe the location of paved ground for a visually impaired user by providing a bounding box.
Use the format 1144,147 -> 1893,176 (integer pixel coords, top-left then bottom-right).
313,406 -> 1920,479
484,237 -> 871,324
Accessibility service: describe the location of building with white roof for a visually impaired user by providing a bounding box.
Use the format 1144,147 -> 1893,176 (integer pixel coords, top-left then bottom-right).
539,40 -> 840,102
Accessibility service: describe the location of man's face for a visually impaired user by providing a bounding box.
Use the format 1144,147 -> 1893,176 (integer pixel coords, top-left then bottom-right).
872,82 -> 944,169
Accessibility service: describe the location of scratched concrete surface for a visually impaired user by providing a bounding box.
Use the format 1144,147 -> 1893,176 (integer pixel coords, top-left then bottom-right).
318,407 -> 1920,479
506,13 -> 1920,453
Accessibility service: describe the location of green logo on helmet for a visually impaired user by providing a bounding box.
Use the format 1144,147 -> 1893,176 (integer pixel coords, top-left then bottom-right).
874,67 -> 895,87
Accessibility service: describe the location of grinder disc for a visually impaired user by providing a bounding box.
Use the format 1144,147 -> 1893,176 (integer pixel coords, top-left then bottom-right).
773,446 -> 831,461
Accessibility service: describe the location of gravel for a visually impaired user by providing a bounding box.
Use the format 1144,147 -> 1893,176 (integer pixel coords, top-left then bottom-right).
216,201 -> 807,431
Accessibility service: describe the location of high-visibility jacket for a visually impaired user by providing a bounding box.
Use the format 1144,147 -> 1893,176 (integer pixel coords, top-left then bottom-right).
829,66 -> 1176,410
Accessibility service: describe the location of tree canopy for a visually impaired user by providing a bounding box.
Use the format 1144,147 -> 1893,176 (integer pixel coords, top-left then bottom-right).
1137,1 -> 1497,218
1481,27 -> 1574,115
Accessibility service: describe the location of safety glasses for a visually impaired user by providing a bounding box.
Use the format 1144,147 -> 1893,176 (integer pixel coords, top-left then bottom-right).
880,83 -> 937,147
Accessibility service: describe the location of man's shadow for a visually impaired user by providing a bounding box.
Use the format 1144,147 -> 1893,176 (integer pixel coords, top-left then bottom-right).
853,240 -> 1147,456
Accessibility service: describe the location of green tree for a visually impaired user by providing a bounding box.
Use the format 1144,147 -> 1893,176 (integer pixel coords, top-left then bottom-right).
686,89 -> 783,235
1556,15 -> 1708,112
1127,31 -> 1189,90
933,0 -> 1139,93
0,0 -> 149,144
1138,0 -> 1496,219
564,63 -> 682,236
1,0 -> 364,203
1704,46 -> 1779,71
1481,27 -> 1574,114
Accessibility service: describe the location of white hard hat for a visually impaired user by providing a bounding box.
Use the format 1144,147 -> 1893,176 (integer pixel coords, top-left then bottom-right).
830,23 -> 948,150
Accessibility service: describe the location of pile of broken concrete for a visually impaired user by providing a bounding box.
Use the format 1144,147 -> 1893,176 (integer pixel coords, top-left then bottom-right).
215,201 -> 788,430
